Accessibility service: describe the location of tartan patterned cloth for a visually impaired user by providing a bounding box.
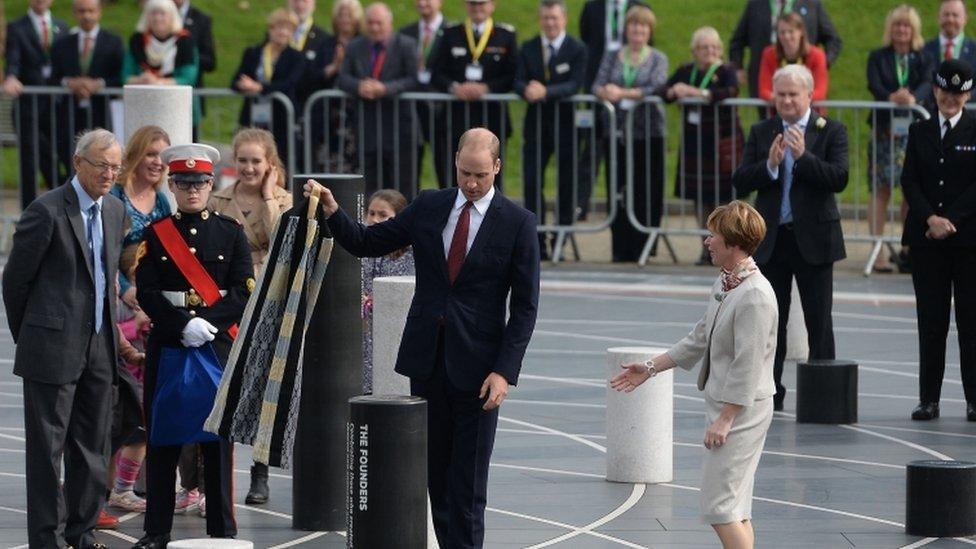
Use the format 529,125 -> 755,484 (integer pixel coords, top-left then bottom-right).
205,201 -> 333,468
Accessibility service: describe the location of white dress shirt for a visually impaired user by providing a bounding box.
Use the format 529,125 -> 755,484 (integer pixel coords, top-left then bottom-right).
939,110 -> 963,138
542,31 -> 567,62
442,186 -> 495,258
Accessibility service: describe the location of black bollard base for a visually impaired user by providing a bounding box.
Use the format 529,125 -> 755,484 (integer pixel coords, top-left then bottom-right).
795,359 -> 858,424
347,395 -> 428,549
906,460 -> 976,537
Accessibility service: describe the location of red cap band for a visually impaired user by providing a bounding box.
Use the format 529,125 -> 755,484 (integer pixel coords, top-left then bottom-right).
168,159 -> 214,173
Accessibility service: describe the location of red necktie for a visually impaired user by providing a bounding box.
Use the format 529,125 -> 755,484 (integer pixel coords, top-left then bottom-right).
447,201 -> 473,284
40,19 -> 50,52
945,39 -> 954,60
421,24 -> 432,66
371,42 -> 387,78
81,35 -> 93,74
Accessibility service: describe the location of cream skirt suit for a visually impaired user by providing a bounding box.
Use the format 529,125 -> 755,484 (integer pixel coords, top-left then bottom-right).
667,270 -> 778,524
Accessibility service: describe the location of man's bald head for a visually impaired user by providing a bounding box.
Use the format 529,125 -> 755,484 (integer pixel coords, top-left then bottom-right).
365,2 -> 393,40
457,127 -> 500,162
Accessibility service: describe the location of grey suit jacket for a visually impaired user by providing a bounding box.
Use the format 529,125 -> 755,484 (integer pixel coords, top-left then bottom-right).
337,33 -> 419,96
3,183 -> 125,384
667,272 -> 778,406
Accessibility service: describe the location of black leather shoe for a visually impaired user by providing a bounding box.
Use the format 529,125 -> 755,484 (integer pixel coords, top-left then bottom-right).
967,402 -> 976,422
773,389 -> 785,412
132,533 -> 170,549
245,463 -> 270,504
911,402 -> 940,420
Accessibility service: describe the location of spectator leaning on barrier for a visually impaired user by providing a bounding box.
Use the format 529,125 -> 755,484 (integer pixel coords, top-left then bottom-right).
593,5 -> 667,263
231,8 -> 305,174
732,64 -> 848,412
289,0 -> 336,113
923,0 -> 976,88
51,0 -> 125,184
662,26 -> 744,266
399,0 -> 450,188
3,0 -> 69,211
427,0 -> 518,190
729,0 -> 841,105
900,59 -> 976,423
516,0 -> 587,261
758,13 -> 828,109
866,4 -> 934,274
338,2 -> 420,199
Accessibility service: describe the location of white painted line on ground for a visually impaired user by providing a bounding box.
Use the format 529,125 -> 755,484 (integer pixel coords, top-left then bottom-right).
525,484 -> 646,549
0,392 -> 21,399
487,506 -> 648,548
232,468 -> 292,480
533,329 -> 671,347
233,503 -> 293,520
98,529 -> 139,544
535,317 -> 929,335
505,399 -> 606,409
116,511 -> 141,524
0,432 -> 25,442
493,462 -> 603,479
267,531 -> 334,548
527,348 -> 606,356
0,505 -> 25,514
499,417 -> 607,454
853,423 -> 976,440
859,392 -> 967,404
839,425 -> 954,461
898,538 -> 939,549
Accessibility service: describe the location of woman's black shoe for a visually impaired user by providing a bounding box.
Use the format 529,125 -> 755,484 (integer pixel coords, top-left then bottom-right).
132,534 -> 170,549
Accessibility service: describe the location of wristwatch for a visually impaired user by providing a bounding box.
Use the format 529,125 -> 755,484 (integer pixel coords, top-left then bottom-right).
643,359 -> 658,377
701,89 -> 712,101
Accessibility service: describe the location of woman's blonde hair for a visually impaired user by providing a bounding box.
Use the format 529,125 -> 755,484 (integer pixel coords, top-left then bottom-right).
119,125 -> 171,194
136,0 -> 183,35
267,8 -> 301,32
882,4 -> 924,51
232,127 -> 287,187
690,26 -> 723,57
625,5 -> 656,37
332,0 -> 366,36
707,200 -> 766,255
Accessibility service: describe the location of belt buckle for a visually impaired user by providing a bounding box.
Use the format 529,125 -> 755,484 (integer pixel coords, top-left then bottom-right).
186,292 -> 203,307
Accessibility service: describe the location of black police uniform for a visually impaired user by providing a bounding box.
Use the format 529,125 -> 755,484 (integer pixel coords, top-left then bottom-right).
135,208 -> 252,540
428,19 -> 517,189
901,59 -> 976,420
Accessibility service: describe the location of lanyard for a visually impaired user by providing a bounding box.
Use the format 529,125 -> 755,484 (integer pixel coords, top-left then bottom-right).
779,55 -> 804,67
770,0 -> 795,17
895,53 -> 909,87
543,42 -> 556,81
608,0 -> 624,42
621,46 -> 650,87
292,18 -> 313,51
261,43 -> 276,82
420,23 -> 436,63
464,18 -> 493,64
690,62 -> 721,89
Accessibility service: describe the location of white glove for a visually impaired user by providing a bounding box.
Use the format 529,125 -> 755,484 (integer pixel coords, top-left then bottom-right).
181,317 -> 218,348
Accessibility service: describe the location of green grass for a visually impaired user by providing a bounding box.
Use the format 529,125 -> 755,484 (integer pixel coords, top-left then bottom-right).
5,0 -> 970,203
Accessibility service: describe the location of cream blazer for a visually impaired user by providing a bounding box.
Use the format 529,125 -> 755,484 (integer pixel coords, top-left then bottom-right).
668,272 -> 778,406
208,183 -> 293,274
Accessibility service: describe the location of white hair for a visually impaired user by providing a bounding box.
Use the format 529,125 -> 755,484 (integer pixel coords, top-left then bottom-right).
136,0 -> 184,35
690,26 -> 722,54
772,64 -> 814,92
75,128 -> 121,158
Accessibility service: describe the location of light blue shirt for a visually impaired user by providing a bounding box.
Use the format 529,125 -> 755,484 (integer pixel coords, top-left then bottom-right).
767,108 -> 812,224
72,176 -> 106,332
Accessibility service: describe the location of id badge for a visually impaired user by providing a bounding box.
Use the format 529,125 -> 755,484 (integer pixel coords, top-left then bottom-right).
465,63 -> 483,82
607,40 -> 622,52
41,64 -> 52,80
417,70 -> 432,84
687,110 -> 702,125
251,99 -> 272,126
619,98 -> 636,111
892,114 -> 911,137
575,109 -> 595,129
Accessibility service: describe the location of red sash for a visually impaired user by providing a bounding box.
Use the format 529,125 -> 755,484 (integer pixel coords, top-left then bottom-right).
154,217 -> 239,339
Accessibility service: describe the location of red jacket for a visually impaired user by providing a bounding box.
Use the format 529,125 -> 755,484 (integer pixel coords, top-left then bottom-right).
757,44 -> 829,102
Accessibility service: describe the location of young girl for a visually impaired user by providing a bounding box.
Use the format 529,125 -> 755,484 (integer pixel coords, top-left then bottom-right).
362,190 -> 416,394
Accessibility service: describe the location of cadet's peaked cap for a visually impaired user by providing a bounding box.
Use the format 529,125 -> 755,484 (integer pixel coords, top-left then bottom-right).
161,143 -> 221,182
935,59 -> 974,93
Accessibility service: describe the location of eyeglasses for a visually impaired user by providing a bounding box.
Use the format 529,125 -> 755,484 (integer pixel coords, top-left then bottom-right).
173,180 -> 213,192
80,156 -> 124,175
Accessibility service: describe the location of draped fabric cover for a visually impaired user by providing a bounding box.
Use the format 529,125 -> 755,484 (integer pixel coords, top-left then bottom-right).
205,197 -> 333,468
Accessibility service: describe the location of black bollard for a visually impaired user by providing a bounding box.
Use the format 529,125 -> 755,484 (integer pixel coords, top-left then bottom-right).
347,395 -> 428,548
906,460 -> 976,537
795,359 -> 858,424
292,174 -> 365,531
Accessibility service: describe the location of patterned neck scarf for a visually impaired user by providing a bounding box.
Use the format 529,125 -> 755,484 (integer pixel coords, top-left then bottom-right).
720,256 -> 759,292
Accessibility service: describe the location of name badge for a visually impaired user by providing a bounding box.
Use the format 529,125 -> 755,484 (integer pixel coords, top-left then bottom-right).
465,63 -> 483,82
555,63 -> 570,75
251,99 -> 273,126
451,47 -> 467,57
575,109 -> 595,128
687,110 -> 702,126
891,113 -> 911,137
607,40 -> 622,52
417,70 -> 432,84
42,64 -> 52,80
619,98 -> 636,111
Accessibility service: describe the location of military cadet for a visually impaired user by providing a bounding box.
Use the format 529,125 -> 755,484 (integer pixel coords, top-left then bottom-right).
427,0 -> 517,189
901,58 -> 976,422
133,144 -> 253,549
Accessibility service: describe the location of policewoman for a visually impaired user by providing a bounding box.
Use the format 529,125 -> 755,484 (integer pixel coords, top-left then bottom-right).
901,59 -> 976,422
134,145 -> 253,548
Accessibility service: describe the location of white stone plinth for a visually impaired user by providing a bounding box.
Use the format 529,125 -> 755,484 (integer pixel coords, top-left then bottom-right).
372,275 -> 416,396
606,346 -> 673,483
785,281 -> 809,361
168,540 -> 253,549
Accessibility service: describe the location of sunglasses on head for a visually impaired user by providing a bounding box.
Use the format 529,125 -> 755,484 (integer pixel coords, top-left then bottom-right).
173,179 -> 213,191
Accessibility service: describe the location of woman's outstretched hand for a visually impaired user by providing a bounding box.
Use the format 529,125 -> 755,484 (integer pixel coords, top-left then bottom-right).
610,362 -> 651,392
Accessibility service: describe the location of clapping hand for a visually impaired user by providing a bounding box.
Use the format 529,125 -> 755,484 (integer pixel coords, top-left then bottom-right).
784,125 -> 806,159
610,362 -> 650,392
767,133 -> 786,170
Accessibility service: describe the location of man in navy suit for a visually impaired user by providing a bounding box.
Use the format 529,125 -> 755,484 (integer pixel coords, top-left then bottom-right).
923,0 -> 976,108
305,128 -> 540,548
515,0 -> 586,258
3,0 -> 68,210
50,0 -> 124,181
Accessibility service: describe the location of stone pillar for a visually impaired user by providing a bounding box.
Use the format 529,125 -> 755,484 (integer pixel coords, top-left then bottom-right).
372,276 -> 416,396
605,347 -> 672,483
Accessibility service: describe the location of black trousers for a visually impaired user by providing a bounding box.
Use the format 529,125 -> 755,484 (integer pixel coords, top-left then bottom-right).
910,247 -> 976,404
15,96 -> 58,211
759,225 -> 836,400
523,122 -> 580,251
142,349 -> 236,538
410,331 -> 498,549
608,137 -> 665,262
24,325 -> 114,549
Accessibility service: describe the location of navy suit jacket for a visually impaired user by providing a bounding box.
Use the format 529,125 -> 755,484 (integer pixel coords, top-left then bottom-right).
515,33 -> 587,137
4,13 -> 69,84
231,44 -> 305,127
49,29 -> 124,129
327,188 -> 540,391
923,36 -> 976,106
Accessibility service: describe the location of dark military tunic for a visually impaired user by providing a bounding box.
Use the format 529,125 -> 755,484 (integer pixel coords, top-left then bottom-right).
901,112 -> 976,406
135,208 -> 251,538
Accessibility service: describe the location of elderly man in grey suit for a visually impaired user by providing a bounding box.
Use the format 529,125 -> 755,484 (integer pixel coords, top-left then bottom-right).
3,128 -> 126,549
338,2 -> 419,198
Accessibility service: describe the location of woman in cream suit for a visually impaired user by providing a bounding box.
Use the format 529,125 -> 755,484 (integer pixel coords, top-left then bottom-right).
612,200 -> 778,549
